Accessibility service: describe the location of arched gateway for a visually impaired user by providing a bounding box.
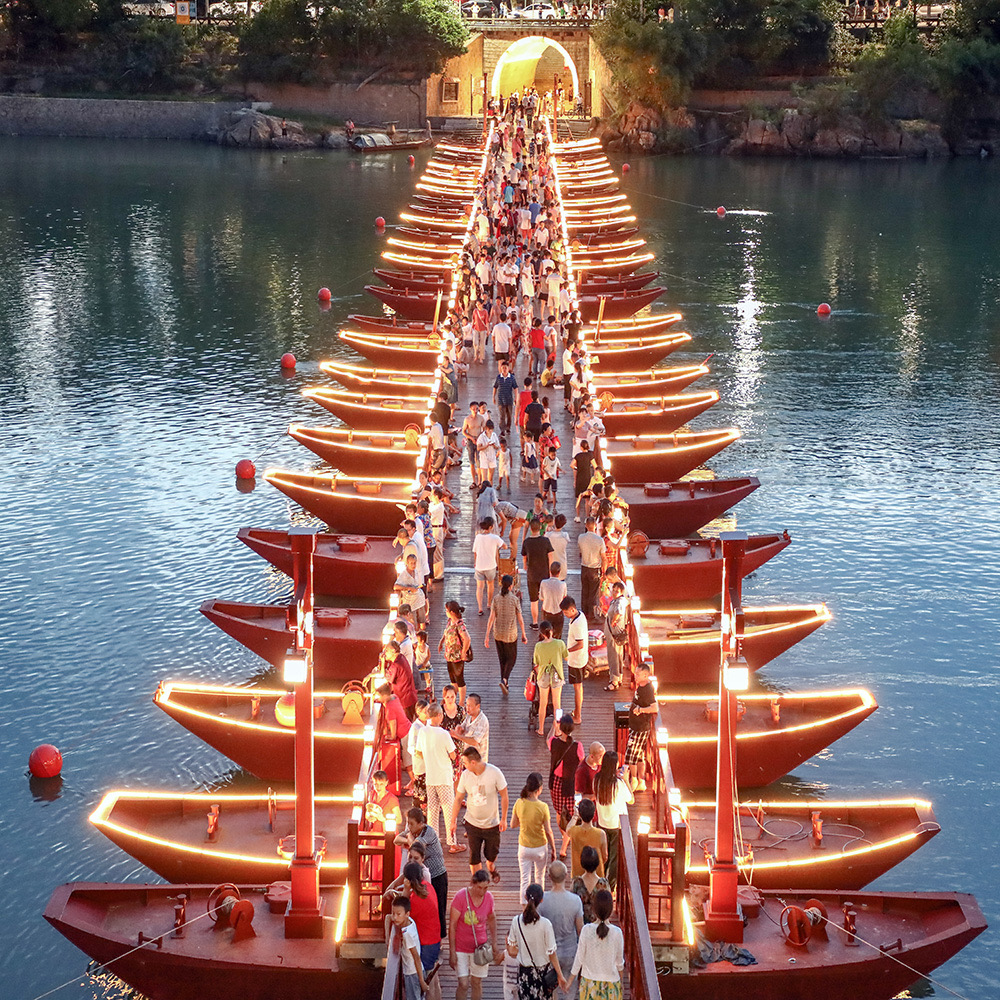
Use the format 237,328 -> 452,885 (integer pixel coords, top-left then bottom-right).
490,35 -> 580,101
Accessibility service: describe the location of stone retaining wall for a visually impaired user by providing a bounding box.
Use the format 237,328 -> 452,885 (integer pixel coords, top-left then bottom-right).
0,95 -> 243,140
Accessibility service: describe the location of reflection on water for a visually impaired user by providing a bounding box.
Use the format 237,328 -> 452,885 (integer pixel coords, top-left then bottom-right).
1,140 -> 998,999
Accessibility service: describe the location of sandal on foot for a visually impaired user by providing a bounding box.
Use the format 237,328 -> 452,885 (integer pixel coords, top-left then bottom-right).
448,844 -> 468,854
490,869 -> 501,884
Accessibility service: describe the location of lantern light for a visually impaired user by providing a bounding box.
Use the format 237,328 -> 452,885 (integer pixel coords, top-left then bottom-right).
283,655 -> 307,685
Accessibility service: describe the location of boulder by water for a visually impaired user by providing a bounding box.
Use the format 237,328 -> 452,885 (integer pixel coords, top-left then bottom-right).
211,109 -> 318,149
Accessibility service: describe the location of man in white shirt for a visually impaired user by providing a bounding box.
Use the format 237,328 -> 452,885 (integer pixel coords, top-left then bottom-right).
472,517 -> 507,615
561,595 -> 588,726
476,420 -> 501,487
394,552 -> 427,626
418,704 -> 464,852
429,419 -> 446,473
450,747 -> 508,879
455,693 -> 490,762
429,490 -> 447,581
401,518 -> 430,583
492,316 -> 512,363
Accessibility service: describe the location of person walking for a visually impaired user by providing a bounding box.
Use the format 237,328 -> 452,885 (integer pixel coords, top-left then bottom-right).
564,890 -> 623,1000
531,620 -> 567,737
450,870 -> 501,1000
570,847 -> 611,925
439,600 -> 472,706
451,747 -> 509,882
538,862 -> 583,1000
560,596 -> 588,725
547,714 -> 583,830
484,573 -> 528,695
538,563 -> 567,640
521,519 -> 554,629
493,359 -> 519,436
473,517 -> 506,616
560,798 -> 608,878
506,884 -> 566,1000
419,704 -> 465,855
591,752 -> 633,890
574,742 -> 604,802
396,806 -> 449,938
511,772 -> 556,902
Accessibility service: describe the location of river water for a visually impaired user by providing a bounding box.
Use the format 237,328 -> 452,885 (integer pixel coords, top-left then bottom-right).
0,138 -> 997,999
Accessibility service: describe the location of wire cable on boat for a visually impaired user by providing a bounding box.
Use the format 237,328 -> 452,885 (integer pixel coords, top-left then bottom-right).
761,900 -> 976,1000
28,904 -> 221,1000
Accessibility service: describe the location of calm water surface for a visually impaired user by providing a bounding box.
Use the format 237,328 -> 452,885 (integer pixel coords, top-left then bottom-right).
0,138 -> 997,999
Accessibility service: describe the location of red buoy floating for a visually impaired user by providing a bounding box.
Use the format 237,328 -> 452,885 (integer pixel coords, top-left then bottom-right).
408,155 -> 415,166
716,206 -> 726,217
817,302 -> 832,316
29,744 -> 63,779
621,163 -> 630,174
280,352 -> 296,370
375,216 -> 386,229
235,459 -> 256,480
317,287 -> 332,302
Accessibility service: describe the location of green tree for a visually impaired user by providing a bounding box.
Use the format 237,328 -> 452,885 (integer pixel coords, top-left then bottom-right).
238,0 -> 318,83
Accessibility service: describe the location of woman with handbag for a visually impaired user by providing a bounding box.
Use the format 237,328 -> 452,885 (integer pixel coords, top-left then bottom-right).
563,890 -> 623,1000
547,714 -> 584,830
439,600 -> 473,707
449,870 -> 500,1000
506,883 -> 566,1000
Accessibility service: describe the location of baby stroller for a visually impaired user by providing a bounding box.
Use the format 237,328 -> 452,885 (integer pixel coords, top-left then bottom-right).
583,629 -> 609,680
525,669 -> 556,731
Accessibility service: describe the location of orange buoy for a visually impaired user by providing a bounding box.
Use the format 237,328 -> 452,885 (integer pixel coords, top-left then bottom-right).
29,744 -> 62,778
275,692 -> 296,728
716,206 -> 726,217
317,287 -> 332,302
375,216 -> 386,228
408,155 -> 415,166
235,459 -> 256,480
280,352 -> 296,370
817,302 -> 832,316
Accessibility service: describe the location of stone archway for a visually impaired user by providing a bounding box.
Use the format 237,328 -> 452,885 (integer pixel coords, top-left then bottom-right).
490,35 -> 580,101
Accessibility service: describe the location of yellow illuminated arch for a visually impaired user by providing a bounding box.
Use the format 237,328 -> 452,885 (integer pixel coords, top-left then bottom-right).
491,35 -> 580,101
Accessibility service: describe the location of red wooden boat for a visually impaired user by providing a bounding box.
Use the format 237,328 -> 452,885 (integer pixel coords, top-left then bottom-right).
607,428 -> 742,484
301,388 -> 430,433
288,424 -> 420,477
591,364 -> 708,399
596,391 -> 719,436
265,469 -> 418,535
90,790 -> 360,885
384,237 -> 458,259
571,227 -> 642,245
658,688 -> 879,789
569,236 -> 647,258
154,679 -> 373,783
616,477 -> 761,537
585,332 -> 693,369
566,251 -> 657,276
395,226 -> 464,245
339,331 -> 442,370
200,599 -> 391,676
580,271 -> 659,291
365,284 -> 455,321
373,267 -> 450,291
644,603 -> 831,684
627,530 -> 789,602
237,528 -> 399,598
44,882 -> 381,1000
372,266 -> 662,294
318,360 -> 437,399
578,286 -> 665,321
567,216 -> 638,235
681,797 -> 940,891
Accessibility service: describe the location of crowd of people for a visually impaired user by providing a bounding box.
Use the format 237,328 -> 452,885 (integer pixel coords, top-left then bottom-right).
371,104 -> 655,1000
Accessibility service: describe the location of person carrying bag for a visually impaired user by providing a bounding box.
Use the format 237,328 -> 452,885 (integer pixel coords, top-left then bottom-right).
507,883 -> 564,1000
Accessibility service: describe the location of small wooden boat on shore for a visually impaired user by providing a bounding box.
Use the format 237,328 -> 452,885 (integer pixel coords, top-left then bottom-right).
627,530 -> 790,602
265,469 -> 418,535
659,688 -> 879,789
318,360 -> 437,399
302,387 -> 429,433
288,424 -> 421,478
681,797 -> 940,891
90,789 -> 359,885
644,603 -> 831,684
607,428 -> 741,483
339,331 -> 442,370
596,391 -> 719,436
238,528 -> 399,598
153,680 -> 374,783
616,476 -> 760,536
200,599 -> 391,675
349,132 -> 431,153
591,363 -> 709,399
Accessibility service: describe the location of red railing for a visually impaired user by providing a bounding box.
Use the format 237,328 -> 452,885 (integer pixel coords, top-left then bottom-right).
617,820 -> 663,1000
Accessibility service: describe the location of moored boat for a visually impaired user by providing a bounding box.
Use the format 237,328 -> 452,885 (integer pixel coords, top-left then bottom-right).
591,363 -> 709,398
302,388 -> 430,433
644,603 -> 831,684
658,688 -> 879,789
615,477 -> 761,537
319,360 -> 437,398
606,428 -> 742,484
153,679 -> 374,783
339,331 -> 443,370
586,332 -> 692,369
626,530 -> 790,602
237,527 -> 399,598
595,391 -> 720,436
265,468 -> 419,535
288,424 -> 420,477
200,599 -> 391,675
578,286 -> 665,321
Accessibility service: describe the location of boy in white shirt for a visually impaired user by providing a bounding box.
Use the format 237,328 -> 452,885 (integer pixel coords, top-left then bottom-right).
541,447 -> 562,506
390,896 -> 428,1000
476,420 -> 501,486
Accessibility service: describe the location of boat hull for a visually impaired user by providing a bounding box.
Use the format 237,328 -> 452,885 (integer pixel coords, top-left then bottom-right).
589,335 -> 691,369
44,882 -> 380,1000
154,680 -> 372,784
616,477 -> 761,537
660,689 -> 879,789
630,532 -> 790,603
598,392 -> 719,437
237,527 -> 398,598
303,390 -> 429,433
645,604 -> 830,684
319,362 -> 435,399
591,365 -> 708,399
340,333 -> 441,370
288,424 -> 420,476
579,286 -> 664,321
608,429 -> 740,483
266,470 -> 416,535
200,600 -> 389,676
365,285 -> 442,321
